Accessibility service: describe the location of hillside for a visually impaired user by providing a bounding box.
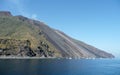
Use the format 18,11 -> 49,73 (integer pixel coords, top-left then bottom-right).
0,11 -> 114,58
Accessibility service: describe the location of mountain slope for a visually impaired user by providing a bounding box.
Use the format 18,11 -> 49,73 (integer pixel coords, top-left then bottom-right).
0,11 -> 114,58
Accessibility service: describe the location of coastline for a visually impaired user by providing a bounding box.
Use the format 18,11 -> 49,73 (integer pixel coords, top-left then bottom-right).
0,56 -> 115,59
0,56 -> 57,59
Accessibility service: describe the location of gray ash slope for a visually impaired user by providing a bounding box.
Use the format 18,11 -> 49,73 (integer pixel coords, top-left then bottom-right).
0,11 -> 114,58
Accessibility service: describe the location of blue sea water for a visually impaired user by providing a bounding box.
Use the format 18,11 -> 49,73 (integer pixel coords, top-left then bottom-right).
0,59 -> 120,75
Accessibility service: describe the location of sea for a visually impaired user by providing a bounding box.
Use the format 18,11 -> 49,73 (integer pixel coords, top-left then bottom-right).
0,59 -> 119,75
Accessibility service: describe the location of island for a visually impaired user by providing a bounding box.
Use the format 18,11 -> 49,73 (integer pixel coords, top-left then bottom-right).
0,11 -> 114,59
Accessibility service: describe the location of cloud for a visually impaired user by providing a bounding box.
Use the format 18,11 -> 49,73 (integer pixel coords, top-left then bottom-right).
9,0 -> 20,4
31,14 -> 38,20
8,0 -> 22,12
6,0 -> 39,20
8,0 -> 29,17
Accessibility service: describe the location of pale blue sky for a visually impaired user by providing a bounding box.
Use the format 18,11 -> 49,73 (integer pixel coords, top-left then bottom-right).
0,0 -> 120,57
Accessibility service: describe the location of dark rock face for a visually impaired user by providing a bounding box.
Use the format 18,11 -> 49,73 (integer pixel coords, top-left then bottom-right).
0,11 -> 115,58
0,39 -> 54,57
0,39 -> 33,56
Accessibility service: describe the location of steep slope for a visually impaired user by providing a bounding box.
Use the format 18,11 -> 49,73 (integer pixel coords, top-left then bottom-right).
0,11 -> 114,58
29,20 -> 114,58
55,30 -> 114,58
0,12 -> 61,57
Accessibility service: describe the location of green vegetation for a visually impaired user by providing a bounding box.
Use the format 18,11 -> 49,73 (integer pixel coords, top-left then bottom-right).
0,12 -> 114,58
0,16 -> 61,57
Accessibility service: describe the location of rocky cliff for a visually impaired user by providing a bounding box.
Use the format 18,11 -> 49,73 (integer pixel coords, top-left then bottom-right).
0,11 -> 114,58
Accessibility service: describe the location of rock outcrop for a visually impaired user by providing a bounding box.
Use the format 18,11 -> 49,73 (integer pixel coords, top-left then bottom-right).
0,39 -> 56,57
0,11 -> 12,16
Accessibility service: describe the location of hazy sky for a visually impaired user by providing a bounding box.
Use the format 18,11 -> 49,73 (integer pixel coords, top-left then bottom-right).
1,0 -> 120,57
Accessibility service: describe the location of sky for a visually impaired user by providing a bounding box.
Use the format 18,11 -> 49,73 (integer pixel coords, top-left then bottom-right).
0,0 -> 120,57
